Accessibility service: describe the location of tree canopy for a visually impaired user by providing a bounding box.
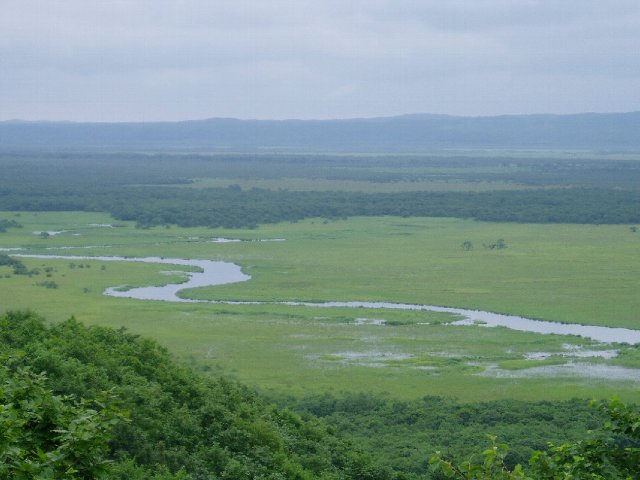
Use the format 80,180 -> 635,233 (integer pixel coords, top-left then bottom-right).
0,311 -> 392,479
1,310 -> 638,479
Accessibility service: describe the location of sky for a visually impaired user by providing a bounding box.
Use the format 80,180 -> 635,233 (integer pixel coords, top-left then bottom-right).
2,0 -> 640,122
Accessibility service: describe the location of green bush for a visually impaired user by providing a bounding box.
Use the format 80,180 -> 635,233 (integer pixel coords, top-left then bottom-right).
0,311 -> 391,479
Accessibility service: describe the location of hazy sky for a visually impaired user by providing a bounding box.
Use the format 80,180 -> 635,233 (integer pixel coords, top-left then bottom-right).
2,1 -> 639,121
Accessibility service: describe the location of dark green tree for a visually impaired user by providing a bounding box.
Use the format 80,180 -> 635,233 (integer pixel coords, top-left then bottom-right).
430,398 -> 640,479
0,366 -> 125,479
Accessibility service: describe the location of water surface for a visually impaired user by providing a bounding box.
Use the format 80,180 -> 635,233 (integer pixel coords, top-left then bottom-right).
15,253 -> 640,344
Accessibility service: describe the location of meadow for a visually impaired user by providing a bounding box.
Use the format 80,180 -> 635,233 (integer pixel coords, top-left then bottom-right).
1,210 -> 638,402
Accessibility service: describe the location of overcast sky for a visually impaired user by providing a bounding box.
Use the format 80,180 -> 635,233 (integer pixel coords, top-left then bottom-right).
2,0 -> 639,122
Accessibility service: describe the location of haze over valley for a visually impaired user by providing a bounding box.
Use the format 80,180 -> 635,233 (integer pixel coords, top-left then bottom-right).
1,2 -> 639,478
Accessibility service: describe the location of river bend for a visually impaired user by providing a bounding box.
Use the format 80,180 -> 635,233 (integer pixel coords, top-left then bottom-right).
15,254 -> 640,345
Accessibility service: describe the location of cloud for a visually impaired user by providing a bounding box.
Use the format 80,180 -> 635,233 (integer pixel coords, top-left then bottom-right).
1,0 -> 639,120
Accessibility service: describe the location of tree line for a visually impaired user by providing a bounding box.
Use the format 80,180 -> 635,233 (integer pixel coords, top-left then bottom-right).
2,151 -> 640,228
0,185 -> 638,228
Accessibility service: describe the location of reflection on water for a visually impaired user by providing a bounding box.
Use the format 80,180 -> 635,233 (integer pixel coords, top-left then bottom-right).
480,362 -> 640,381
15,254 -> 249,303
284,301 -> 640,344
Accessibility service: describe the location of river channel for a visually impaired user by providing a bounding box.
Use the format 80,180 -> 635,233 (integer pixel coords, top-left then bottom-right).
16,253 -> 640,345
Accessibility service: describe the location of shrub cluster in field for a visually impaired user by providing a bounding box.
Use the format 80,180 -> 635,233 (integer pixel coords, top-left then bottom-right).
0,218 -> 22,232
0,254 -> 36,276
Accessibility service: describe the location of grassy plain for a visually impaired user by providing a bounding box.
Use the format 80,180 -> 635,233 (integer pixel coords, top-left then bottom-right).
1,211 -> 639,401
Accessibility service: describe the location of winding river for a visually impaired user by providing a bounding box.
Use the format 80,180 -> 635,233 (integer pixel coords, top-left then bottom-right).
15,253 -> 640,345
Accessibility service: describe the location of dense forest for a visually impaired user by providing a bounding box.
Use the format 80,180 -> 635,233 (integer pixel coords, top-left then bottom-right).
3,184 -> 639,228
1,152 -> 639,227
284,395 -> 605,476
0,311 -> 390,479
1,311 -> 638,479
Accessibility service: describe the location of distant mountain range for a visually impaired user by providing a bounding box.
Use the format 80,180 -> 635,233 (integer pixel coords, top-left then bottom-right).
1,112 -> 639,151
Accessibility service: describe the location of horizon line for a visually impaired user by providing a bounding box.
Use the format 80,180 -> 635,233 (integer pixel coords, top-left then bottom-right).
2,110 -> 639,125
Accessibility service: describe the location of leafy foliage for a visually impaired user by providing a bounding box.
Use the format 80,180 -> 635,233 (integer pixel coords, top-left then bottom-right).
0,311 -> 392,479
528,398 -> 640,479
430,399 -> 640,479
0,367 -> 124,479
287,393 -> 604,476
430,436 -> 528,479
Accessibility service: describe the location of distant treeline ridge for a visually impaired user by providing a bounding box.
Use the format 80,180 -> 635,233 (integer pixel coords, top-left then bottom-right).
0,186 -> 638,227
